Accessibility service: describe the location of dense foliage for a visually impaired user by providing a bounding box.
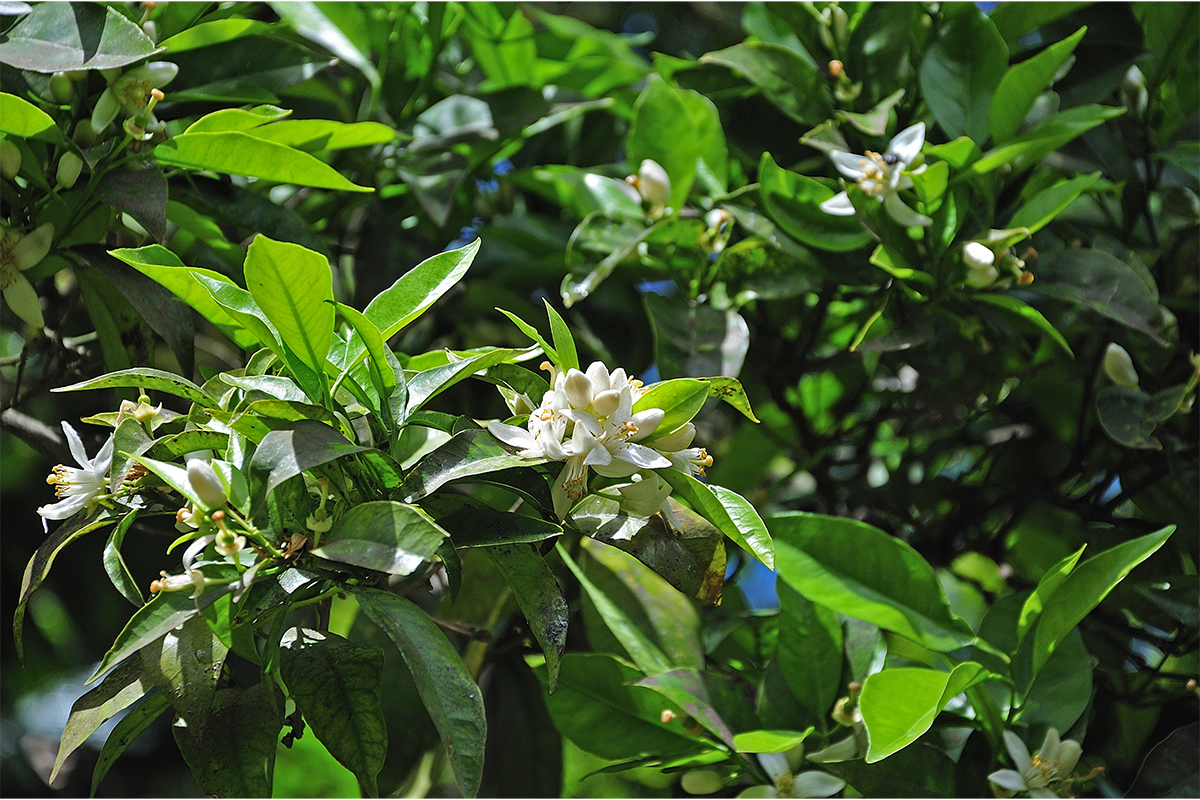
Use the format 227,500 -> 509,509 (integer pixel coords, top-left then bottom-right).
1,2 -> 1196,798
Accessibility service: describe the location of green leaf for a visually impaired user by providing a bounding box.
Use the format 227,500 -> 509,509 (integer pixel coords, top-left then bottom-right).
770,512 -> 978,652
704,376 -> 759,422
268,1 -> 380,89
990,3 -> 1090,49
14,512 -> 115,663
109,246 -> 260,350
154,132 -> 373,192
53,367 -> 219,409
312,501 -> 448,575
336,301 -> 395,395
140,614 -> 228,739
777,583 -> 844,724
496,307 -> 558,364
859,662 -> 994,761
280,628 -> 387,797
484,543 -> 568,692
354,589 -> 487,798
91,691 -> 171,796
701,42 -> 833,126
627,76 -> 699,211
173,683 -> 283,798
544,299 -> 579,372
103,510 -> 144,607
1017,547 -> 1085,643
420,494 -> 562,547
558,543 -> 674,676
248,419 -> 369,500
918,7 -> 1008,142
990,26 -> 1087,142
1027,527 -> 1174,680
634,378 -> 710,438
244,235 -> 335,375
633,668 -> 737,748
1008,172 -> 1100,234
733,729 -> 812,754
661,469 -> 774,570
184,105 -> 292,134
252,119 -> 396,151
973,293 -> 1074,357
971,105 -> 1125,175
1095,384 -> 1189,449
157,19 -> 276,52
533,653 -> 715,761
51,659 -> 149,786
89,589 -> 223,683
759,152 -> 873,252
401,428 -> 539,502
364,240 -> 479,340
0,3 -> 160,72
404,349 -> 516,418
0,92 -> 65,143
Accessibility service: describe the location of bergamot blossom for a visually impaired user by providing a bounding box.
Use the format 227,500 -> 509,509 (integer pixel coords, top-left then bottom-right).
820,122 -> 932,228
738,748 -> 847,799
91,61 -> 178,135
1,222 -> 52,328
988,728 -> 1083,798
38,421 -> 114,529
627,159 -> 672,219
649,422 -> 713,478
186,459 -> 228,511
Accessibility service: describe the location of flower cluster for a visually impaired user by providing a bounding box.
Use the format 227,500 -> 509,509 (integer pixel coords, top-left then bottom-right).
486,360 -> 713,520
989,728 -> 1101,799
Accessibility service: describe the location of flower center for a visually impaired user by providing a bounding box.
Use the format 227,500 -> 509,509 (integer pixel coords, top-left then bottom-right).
46,465 -> 78,497
117,78 -> 155,113
1028,754 -> 1064,787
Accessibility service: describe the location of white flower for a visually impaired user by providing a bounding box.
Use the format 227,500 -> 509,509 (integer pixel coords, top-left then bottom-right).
1102,343 -> 1140,389
1,222 -> 52,328
38,421 -> 114,528
738,751 -> 847,799
187,460 -> 228,510
635,159 -> 672,218
963,241 -> 999,288
649,422 -> 713,478
820,123 -> 932,227
90,61 -> 177,135
988,729 -> 1083,799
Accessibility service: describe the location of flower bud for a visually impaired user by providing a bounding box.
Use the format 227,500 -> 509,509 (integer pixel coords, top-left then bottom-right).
637,159 -> 671,217
565,368 -> 593,410
50,72 -> 74,104
1103,343 -> 1140,388
963,242 -> 998,288
187,460 -> 228,509
56,152 -> 83,189
0,140 -> 20,180
592,389 -> 621,417
680,770 -> 723,795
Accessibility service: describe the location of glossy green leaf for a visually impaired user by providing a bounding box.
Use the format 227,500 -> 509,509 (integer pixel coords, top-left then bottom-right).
312,500 -> 448,575
172,682 -> 282,798
268,1 -> 380,89
88,588 -> 222,683
770,512 -> 978,652
759,153 -> 873,252
252,119 -> 396,151
249,419 -> 368,500
559,542 -> 673,676
635,379 -> 709,438
544,299 -> 579,373
733,730 -> 812,754
279,628 -> 387,797
918,7 -> 1008,142
355,589 -> 487,798
661,469 -> 774,570
484,543 -> 568,692
194,272 -> 283,354
154,132 -> 373,192
0,92 -> 65,143
633,668 -> 737,748
777,582 -> 843,724
971,105 -> 1125,175
420,494 -> 561,547
140,614 -> 228,739
336,301 -> 395,394
1017,547 -> 1085,643
184,105 -> 292,134
1009,172 -> 1100,234
364,240 -> 479,340
405,349 -> 516,418
859,662 -> 994,761
990,27 -> 1086,142
704,377 -> 759,422
533,653 -> 715,761
103,510 -> 143,607
701,42 -> 833,126
401,428 -> 539,502
157,19 -> 276,52
990,3 -> 1090,48
973,293 -> 1074,357
91,691 -> 171,796
51,659 -> 149,785
244,235 -> 335,375
1027,527 -> 1174,680
0,2 -> 160,71
496,307 -> 558,363
627,76 -> 699,211
53,367 -> 219,409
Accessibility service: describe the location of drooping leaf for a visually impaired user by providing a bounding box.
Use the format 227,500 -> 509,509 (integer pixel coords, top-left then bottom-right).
354,589 -> 487,798
661,469 -> 774,570
312,500 -> 447,575
91,691 -> 172,796
140,614 -> 228,740
279,628 -> 387,797
633,668 -> 737,748
53,367 -> 218,409
102,510 -> 144,607
172,682 -> 283,798
484,543 -> 568,692
51,659 -> 149,786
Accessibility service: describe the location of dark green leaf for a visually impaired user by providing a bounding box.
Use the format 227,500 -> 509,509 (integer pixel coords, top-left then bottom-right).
140,614 -> 228,739
91,691 -> 171,796
249,419 -> 369,501
0,3 -> 160,71
701,42 -> 833,126
401,428 -> 539,502
633,668 -> 737,748
420,494 -> 562,547
776,583 -> 843,724
990,27 -> 1087,142
919,7 -> 1008,142
53,367 -> 218,409
51,659 -> 149,786
102,510 -> 143,607
484,544 -> 568,692
759,153 -> 873,253
173,682 -> 283,798
312,500 -> 447,575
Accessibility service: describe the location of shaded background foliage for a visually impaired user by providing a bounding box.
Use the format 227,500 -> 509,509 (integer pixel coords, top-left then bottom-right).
1,1 -> 1196,797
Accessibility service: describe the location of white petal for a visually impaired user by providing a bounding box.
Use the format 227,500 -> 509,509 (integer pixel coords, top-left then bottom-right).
883,193 -> 932,227
1038,728 -> 1061,760
93,435 -> 115,473
888,122 -> 925,163
37,495 -> 89,520
651,423 -> 696,452
565,369 -> 592,409
987,769 -> 1030,792
566,409 -> 605,437
735,787 -> 777,799
583,445 -> 612,467
1030,790 -> 1058,799
1003,731 -> 1033,775
805,732 -> 860,763
61,421 -> 90,467
585,361 -> 611,391
1057,739 -> 1083,775
629,408 -> 664,440
791,771 -> 846,798
830,150 -> 869,179
819,192 -> 856,216
485,420 -> 539,451
592,459 -> 641,479
614,442 -> 672,469
757,753 -> 790,785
